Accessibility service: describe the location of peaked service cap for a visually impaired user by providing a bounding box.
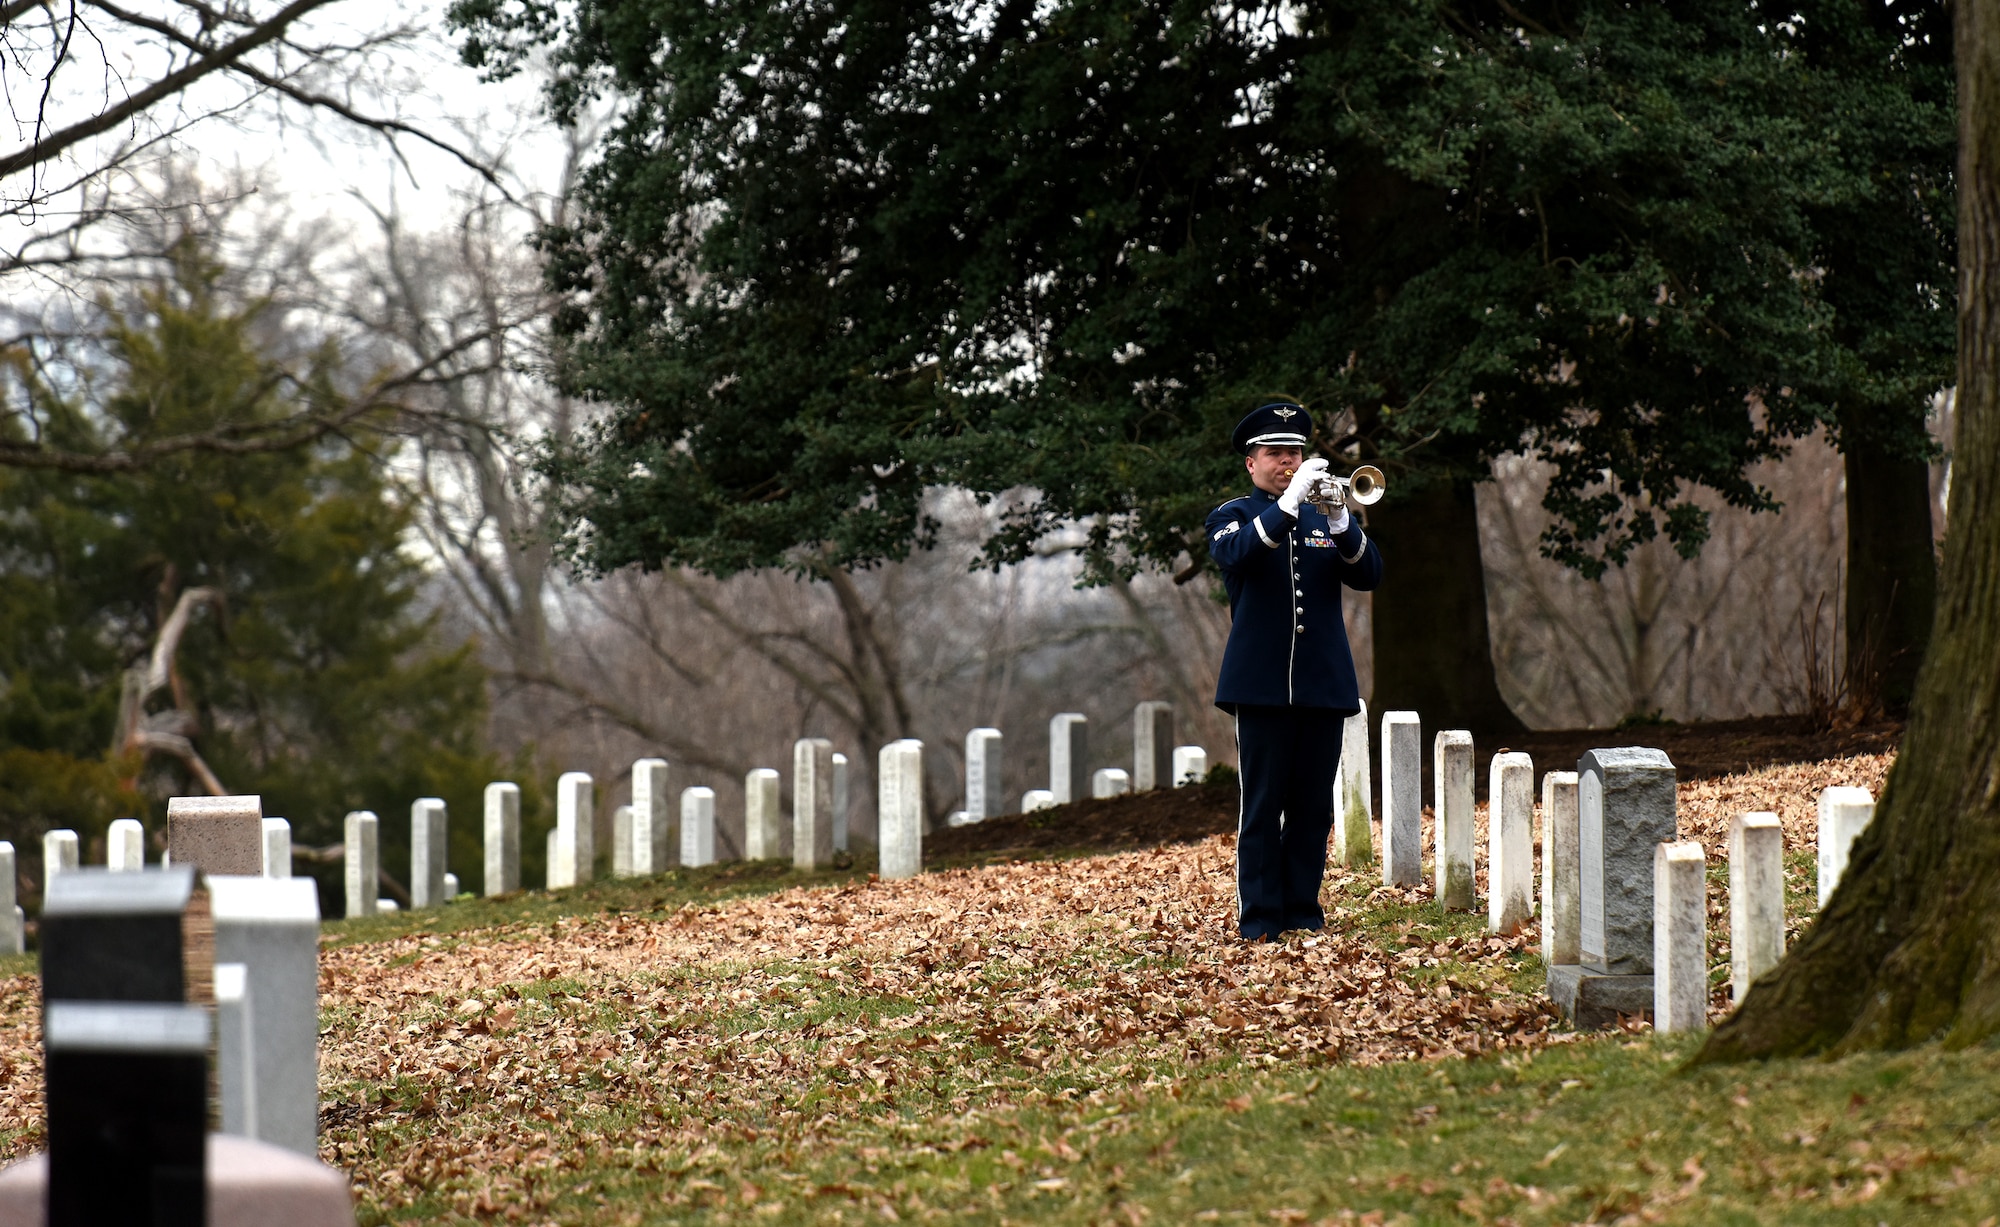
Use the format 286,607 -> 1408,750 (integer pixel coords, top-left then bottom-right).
1232,401 -> 1313,454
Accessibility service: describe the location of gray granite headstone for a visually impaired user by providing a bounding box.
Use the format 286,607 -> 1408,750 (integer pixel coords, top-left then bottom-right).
166,795 -> 263,878
1578,747 -> 1677,973
1548,748 -> 1677,1028
0,1134 -> 356,1226
40,866 -> 196,1004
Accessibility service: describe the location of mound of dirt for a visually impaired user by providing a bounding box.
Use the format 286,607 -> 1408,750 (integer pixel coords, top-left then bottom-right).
926,713 -> 1903,863
926,778 -> 1239,862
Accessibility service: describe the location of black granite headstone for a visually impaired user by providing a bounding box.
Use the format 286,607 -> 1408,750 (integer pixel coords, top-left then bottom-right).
43,1001 -> 207,1227
39,866 -> 195,1003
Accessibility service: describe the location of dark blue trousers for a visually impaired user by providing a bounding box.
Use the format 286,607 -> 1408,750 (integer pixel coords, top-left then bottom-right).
1234,704 -> 1347,940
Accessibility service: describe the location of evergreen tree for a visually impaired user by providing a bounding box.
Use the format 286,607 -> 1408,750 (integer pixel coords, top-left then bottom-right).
0,242 -> 515,911
453,0 -> 1952,728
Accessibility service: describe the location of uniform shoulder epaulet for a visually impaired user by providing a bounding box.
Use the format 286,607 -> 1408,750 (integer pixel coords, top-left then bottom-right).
1210,495 -> 1253,517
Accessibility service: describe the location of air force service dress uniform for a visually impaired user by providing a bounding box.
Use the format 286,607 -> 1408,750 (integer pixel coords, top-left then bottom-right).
1207,403 -> 1383,940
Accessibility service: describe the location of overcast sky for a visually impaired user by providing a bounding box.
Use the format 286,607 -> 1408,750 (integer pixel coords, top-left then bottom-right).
5,0 -> 574,253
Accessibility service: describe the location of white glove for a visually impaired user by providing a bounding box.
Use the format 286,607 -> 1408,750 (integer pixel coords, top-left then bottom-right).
1325,502 -> 1351,534
1277,457 -> 1330,516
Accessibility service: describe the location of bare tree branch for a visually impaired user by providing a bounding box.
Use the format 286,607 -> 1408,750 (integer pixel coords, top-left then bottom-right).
0,319 -> 508,471
77,0 -> 518,201
0,0 -> 342,184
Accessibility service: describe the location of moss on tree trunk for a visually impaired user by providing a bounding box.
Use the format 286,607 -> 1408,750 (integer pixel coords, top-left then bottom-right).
1700,0 -> 2000,1059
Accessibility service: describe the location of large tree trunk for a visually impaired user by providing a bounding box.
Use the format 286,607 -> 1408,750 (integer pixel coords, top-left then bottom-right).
1368,476 -> 1526,735
1841,421 -> 1938,714
1699,2 -> 2000,1060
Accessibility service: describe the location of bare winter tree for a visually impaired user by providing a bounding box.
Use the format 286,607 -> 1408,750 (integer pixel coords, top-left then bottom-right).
1477,438 -> 1848,728
493,492 -> 1239,857
1,0 -> 496,218
0,0 -> 511,472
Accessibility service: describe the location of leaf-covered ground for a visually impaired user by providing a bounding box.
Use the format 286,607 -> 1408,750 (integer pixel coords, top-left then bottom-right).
9,748 -> 2000,1224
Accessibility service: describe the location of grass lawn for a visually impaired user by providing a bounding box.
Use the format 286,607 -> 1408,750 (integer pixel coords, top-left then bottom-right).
299,843 -> 1998,1225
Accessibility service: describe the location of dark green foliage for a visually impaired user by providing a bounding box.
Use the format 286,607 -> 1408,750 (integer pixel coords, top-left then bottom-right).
451,0 -> 1953,583
0,243 -> 514,911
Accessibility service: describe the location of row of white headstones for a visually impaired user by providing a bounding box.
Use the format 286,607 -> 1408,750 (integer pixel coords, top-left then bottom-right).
336,703 -> 1213,916
0,702 -> 1202,940
0,816 -> 301,954
2,699 -> 1876,1036
1353,701 -> 1875,1032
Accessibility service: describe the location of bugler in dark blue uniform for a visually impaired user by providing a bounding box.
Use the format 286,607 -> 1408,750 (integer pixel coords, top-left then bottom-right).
1208,402 -> 1383,940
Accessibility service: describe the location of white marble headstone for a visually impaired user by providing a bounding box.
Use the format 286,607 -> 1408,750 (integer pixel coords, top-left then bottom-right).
1434,731 -> 1475,911
1131,701 -> 1174,791
342,812 -> 378,919
964,728 -> 1003,821
483,782 -> 521,896
1379,712 -> 1422,887
409,798 -> 447,908
1049,713 -> 1088,804
878,739 -> 924,879
552,772 -> 594,888
680,787 -> 716,868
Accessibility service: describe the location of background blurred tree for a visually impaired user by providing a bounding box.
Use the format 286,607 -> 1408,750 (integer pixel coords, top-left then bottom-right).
450,0 -> 1953,732
1792,2 -> 1956,715
0,238 -> 510,912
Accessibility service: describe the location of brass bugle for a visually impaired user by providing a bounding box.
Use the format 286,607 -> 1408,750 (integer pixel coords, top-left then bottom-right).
1344,463 -> 1386,506
1302,463 -> 1386,512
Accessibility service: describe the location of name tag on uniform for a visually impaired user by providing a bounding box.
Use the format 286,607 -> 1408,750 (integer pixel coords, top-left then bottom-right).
1304,528 -> 1335,548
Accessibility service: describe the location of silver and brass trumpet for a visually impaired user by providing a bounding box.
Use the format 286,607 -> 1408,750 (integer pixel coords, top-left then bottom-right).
1299,463 -> 1386,516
